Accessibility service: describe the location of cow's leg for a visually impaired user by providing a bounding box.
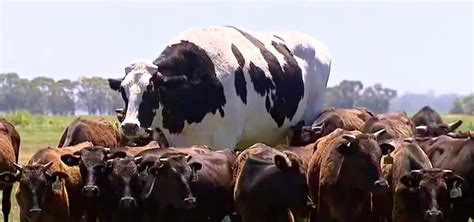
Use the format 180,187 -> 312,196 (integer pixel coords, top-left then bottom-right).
2,185 -> 12,222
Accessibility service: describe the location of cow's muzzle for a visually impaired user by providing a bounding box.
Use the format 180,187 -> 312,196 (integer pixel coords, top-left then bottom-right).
82,185 -> 100,198
183,197 -> 197,209
28,208 -> 42,220
122,123 -> 140,137
425,209 -> 443,222
119,197 -> 137,209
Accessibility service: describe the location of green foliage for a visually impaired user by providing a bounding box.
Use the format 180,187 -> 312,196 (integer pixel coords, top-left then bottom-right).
0,73 -> 122,115
450,94 -> 474,115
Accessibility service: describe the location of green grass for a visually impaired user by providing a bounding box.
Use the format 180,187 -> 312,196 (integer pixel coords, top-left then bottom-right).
0,112 -> 472,221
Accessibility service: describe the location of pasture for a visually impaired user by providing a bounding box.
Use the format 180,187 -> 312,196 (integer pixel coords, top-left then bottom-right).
0,112 -> 473,221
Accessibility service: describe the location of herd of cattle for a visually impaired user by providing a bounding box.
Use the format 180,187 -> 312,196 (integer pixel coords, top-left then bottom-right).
0,105 -> 472,222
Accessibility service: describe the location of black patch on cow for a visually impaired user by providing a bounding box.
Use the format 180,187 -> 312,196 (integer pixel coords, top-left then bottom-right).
230,26 -> 304,127
138,86 -> 160,128
153,40 -> 226,134
231,44 -> 247,105
273,35 -> 285,42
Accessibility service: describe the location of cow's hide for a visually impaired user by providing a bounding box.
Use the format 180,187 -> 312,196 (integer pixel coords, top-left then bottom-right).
110,26 -> 331,149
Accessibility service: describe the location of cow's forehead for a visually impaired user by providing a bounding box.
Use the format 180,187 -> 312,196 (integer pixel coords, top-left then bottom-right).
113,159 -> 137,177
121,70 -> 153,89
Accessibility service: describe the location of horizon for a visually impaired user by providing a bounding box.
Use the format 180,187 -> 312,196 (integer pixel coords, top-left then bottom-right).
1,1 -> 472,95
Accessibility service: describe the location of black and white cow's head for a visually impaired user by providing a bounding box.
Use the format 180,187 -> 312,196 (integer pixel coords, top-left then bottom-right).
108,41 -> 226,139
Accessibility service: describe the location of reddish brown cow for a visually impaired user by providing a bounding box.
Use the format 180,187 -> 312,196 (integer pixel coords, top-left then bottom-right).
0,142 -> 91,222
58,118 -> 122,148
371,139 -> 433,221
233,143 -> 314,222
307,129 -> 393,222
0,118 -> 21,222
362,112 -> 415,141
428,132 -> 474,221
288,107 -> 374,146
412,106 -> 463,137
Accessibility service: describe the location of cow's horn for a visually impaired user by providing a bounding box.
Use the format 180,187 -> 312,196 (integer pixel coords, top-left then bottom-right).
134,156 -> 143,162
311,123 -> 324,131
448,120 -> 462,129
410,169 -> 421,174
115,108 -> 124,114
373,129 -> 386,139
159,157 -> 169,162
13,163 -> 23,171
416,125 -> 428,131
43,161 -> 53,169
442,170 -> 453,173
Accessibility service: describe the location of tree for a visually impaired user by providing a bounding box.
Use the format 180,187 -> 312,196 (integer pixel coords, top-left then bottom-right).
325,80 -> 363,108
356,83 -> 397,113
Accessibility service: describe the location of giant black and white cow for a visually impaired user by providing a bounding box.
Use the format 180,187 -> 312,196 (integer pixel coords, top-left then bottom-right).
108,26 -> 331,150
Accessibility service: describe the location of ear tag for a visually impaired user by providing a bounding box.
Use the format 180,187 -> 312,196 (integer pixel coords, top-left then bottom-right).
383,155 -> 394,164
52,177 -> 62,194
191,168 -> 199,182
450,181 -> 462,198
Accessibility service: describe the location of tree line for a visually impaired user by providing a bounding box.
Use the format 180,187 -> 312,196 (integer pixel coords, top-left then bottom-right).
0,73 -> 471,115
0,73 -> 122,115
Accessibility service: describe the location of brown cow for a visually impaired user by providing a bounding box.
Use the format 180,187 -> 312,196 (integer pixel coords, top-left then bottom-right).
428,132 -> 474,221
288,107 -> 374,146
307,128 -> 393,222
57,118 -> 122,148
104,157 -> 145,222
234,143 -> 314,222
145,149 -> 236,222
59,145 -> 153,222
396,169 -> 464,222
412,106 -> 462,137
0,118 -> 21,222
371,138 -> 433,221
0,142 -> 91,222
362,111 -> 415,140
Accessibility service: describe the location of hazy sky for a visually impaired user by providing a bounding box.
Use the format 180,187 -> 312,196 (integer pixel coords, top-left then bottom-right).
1,1 -> 472,94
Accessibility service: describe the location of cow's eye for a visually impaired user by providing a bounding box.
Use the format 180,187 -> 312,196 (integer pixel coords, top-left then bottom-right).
94,165 -> 107,173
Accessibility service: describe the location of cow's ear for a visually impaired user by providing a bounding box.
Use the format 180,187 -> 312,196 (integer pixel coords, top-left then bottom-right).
0,172 -> 20,183
283,151 -> 302,169
274,154 -> 290,169
60,154 -> 80,166
443,170 -> 464,189
189,162 -> 202,171
108,78 -> 122,91
400,170 -> 421,188
379,141 -> 395,156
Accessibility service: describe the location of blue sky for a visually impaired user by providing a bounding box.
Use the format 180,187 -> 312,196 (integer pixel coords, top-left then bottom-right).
1,1 -> 472,94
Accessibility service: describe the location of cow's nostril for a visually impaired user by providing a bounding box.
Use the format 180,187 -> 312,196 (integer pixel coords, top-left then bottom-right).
28,208 -> 42,218
373,179 -> 389,192
425,210 -> 443,220
83,185 -> 100,197
119,197 -> 137,208
183,197 -> 197,209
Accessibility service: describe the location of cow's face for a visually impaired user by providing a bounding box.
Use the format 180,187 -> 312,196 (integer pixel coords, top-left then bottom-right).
274,152 -> 314,217
8,163 -> 67,221
400,169 -> 464,222
337,130 -> 394,193
415,120 -> 463,137
148,153 -> 201,209
108,61 -> 161,139
61,147 -> 123,198
107,157 -> 141,209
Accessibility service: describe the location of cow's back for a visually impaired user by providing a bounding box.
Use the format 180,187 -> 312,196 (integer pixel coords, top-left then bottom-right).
58,118 -> 121,148
155,26 -> 331,149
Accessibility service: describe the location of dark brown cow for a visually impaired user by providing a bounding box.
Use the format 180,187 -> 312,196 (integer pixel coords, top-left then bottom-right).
412,106 -> 463,137
60,145 -> 153,222
234,143 -> 314,222
105,157 -> 145,222
307,129 -> 393,222
371,138 -> 433,221
288,107 -> 374,146
362,112 -> 415,140
145,149 -> 236,222
396,169 -> 464,222
57,118 -> 122,148
0,142 -> 91,222
0,118 -> 20,222
428,132 -> 474,221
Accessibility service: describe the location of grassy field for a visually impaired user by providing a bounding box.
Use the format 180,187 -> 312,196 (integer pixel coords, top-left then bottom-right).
0,112 -> 473,221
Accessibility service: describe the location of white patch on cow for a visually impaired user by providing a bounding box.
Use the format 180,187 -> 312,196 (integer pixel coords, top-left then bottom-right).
120,60 -> 157,138
121,26 -> 331,149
